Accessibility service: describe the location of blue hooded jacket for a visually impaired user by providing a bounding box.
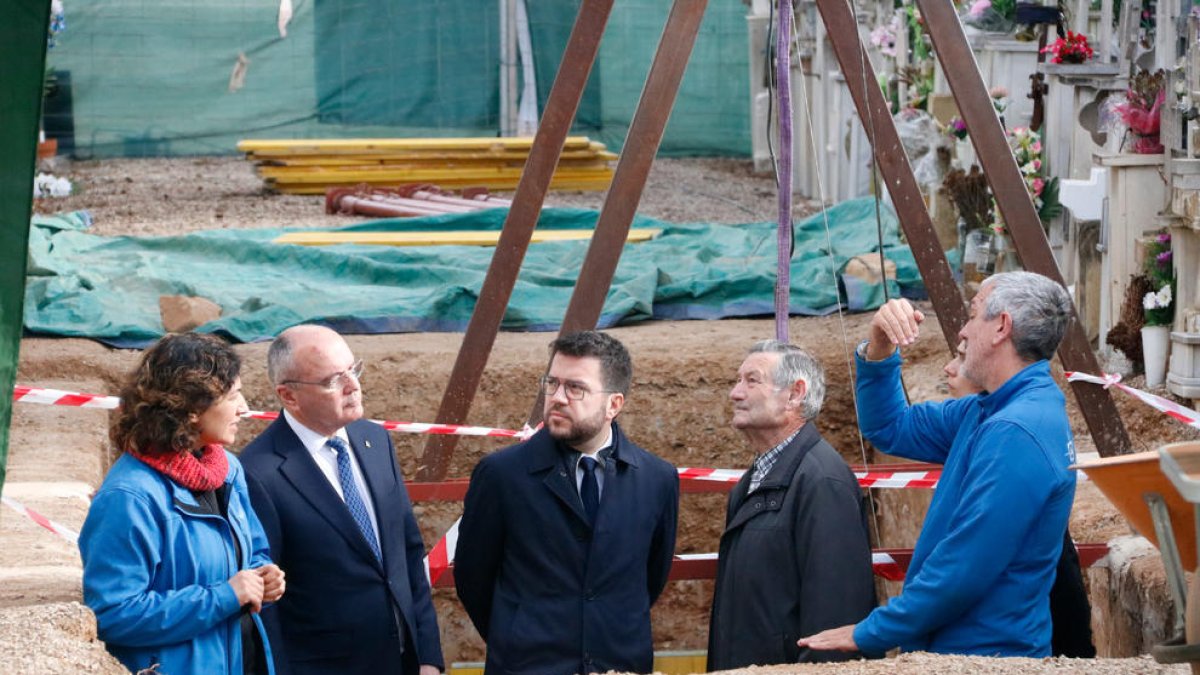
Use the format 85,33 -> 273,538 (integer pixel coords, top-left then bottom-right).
80,451 -> 275,674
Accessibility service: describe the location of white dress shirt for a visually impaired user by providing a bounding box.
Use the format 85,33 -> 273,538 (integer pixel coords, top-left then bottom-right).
573,426 -> 614,498
283,411 -> 381,550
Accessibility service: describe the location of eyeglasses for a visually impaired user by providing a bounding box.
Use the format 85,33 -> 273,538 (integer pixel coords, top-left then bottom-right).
282,360 -> 364,391
541,376 -> 610,401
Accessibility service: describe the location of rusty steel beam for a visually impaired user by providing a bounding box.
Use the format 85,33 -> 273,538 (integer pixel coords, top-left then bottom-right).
914,0 -> 1131,458
418,0 -> 614,481
811,0 -> 967,352
527,0 -> 711,426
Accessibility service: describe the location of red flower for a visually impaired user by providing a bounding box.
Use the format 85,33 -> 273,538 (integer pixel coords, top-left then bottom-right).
1041,31 -> 1093,64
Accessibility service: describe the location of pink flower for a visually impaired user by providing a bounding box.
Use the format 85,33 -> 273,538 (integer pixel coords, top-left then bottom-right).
969,0 -> 991,17
1032,177 -> 1045,195
1158,233 -> 1172,244
1031,141 -> 1042,153
1032,158 -> 1042,171
989,86 -> 1009,98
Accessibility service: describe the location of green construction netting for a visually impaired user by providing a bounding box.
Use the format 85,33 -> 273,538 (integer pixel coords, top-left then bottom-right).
25,198 -> 923,347
44,1 -> 750,159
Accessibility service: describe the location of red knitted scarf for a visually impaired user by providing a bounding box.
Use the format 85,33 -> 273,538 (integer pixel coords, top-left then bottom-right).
133,444 -> 229,492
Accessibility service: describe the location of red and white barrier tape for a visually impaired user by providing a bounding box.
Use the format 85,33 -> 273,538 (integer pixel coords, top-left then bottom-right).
12,386 -> 119,409
1065,371 -> 1200,432
425,516 -> 460,586
677,468 -> 744,483
678,466 -> 941,490
667,552 -> 908,581
855,469 -> 940,489
0,495 -> 79,544
12,385 -> 527,439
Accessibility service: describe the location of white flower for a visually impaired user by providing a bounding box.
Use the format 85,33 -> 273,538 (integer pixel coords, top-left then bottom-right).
1157,285 -> 1172,307
1144,286 -> 1173,311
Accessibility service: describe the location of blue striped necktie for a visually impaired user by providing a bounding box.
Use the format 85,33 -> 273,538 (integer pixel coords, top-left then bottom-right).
326,436 -> 382,562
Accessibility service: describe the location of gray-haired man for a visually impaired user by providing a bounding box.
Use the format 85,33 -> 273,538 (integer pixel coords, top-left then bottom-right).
707,341 -> 876,670
800,270 -> 1077,657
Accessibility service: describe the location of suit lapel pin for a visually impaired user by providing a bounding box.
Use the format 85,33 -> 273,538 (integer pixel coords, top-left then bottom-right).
364,440 -> 372,449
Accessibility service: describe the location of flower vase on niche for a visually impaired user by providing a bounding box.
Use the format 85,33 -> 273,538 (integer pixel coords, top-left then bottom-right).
991,231 -> 1022,273
1141,325 -> 1170,387
1140,231 -> 1174,387
962,229 -> 995,286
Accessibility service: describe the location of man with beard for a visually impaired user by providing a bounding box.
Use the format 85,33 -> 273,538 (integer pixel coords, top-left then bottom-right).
455,331 -> 679,675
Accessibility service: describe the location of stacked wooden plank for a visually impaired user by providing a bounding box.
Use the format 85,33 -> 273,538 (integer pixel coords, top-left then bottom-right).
237,136 -> 616,194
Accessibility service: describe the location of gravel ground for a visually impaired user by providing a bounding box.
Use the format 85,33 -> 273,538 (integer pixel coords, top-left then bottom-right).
708,652 -> 1191,673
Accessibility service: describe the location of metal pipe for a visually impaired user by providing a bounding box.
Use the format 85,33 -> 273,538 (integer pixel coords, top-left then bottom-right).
335,195 -> 444,218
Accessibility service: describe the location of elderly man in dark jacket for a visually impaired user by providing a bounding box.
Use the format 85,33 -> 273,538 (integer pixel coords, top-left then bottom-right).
707,340 -> 876,670
455,331 -> 679,675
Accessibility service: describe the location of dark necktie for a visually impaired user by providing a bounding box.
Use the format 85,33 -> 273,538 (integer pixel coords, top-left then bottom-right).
580,456 -> 600,524
327,436 -> 382,561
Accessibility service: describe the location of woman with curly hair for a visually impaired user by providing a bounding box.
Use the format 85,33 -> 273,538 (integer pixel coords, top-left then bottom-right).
80,332 -> 285,674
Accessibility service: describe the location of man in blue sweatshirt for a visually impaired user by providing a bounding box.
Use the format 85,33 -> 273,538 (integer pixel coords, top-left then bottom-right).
799,270 -> 1077,657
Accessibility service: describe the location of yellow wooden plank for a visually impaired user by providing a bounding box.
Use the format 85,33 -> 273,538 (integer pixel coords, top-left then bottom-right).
254,149 -> 615,166
652,651 -> 708,675
257,166 -> 613,184
272,228 -> 660,247
236,136 -> 597,155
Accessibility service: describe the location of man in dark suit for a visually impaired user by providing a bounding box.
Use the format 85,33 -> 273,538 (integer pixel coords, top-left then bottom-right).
707,340 -> 876,670
454,331 -> 679,675
240,325 -> 443,675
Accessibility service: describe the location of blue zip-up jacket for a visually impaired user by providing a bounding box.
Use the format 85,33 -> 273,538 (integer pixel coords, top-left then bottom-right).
852,353 -> 1076,657
80,450 -> 276,675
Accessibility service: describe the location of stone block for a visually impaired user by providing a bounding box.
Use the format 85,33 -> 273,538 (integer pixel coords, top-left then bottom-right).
158,295 -> 221,333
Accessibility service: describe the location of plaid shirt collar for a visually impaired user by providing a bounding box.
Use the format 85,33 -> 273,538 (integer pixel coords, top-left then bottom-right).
748,426 -> 803,493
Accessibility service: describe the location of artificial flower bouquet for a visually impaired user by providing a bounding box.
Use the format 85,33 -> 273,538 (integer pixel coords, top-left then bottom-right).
1008,127 -> 1061,224
1116,69 -> 1165,154
1041,30 -> 1093,64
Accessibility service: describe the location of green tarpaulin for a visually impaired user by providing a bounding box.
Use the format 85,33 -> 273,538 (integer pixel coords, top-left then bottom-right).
25,198 -> 923,347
